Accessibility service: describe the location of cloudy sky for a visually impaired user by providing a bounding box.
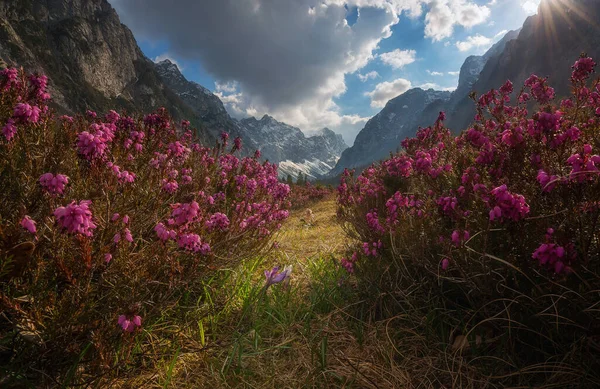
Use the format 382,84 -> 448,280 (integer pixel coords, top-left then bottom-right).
109,0 -> 541,145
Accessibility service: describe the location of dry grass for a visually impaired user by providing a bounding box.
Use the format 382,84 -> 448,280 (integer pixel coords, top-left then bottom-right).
272,195 -> 349,261
110,197 -> 421,389
93,197 -> 600,389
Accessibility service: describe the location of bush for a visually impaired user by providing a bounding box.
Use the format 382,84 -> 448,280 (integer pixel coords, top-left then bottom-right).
0,68 -> 290,383
337,56 -> 600,386
288,182 -> 333,209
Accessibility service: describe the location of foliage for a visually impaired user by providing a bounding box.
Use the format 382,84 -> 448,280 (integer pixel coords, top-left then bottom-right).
337,56 -> 600,387
288,182 -> 333,209
0,68 -> 291,384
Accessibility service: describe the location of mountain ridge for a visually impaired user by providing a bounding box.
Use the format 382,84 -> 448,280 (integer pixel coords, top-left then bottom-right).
329,28 -> 521,177
154,59 -> 348,180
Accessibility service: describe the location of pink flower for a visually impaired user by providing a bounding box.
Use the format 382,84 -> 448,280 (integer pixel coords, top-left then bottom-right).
220,132 -> 229,146
105,253 -> 112,263
53,200 -> 97,237
176,233 -> 211,254
123,228 -> 133,243
489,185 -> 530,222
118,314 -> 142,333
155,222 -> 176,242
13,103 -> 41,123
536,170 -> 560,192
2,119 -> 17,141
571,57 -> 596,81
39,173 -> 69,196
161,179 -> 179,194
20,216 -> 37,235
233,136 -> 242,152
170,201 -> 200,226
205,212 -> 230,231
441,258 -> 449,270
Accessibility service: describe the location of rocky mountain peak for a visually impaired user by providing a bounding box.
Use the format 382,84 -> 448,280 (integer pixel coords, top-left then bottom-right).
155,59 -> 180,74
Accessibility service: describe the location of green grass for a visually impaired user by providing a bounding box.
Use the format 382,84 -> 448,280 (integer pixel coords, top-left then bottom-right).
98,197 -> 592,389
104,198 -> 408,388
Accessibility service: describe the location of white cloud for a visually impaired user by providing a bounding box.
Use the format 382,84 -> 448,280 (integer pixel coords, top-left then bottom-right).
521,0 -> 540,15
379,49 -> 417,69
357,70 -> 380,82
418,82 -> 456,91
494,29 -> 508,39
365,78 -> 412,108
427,70 -> 444,76
215,80 -> 239,93
424,0 -> 491,41
455,29 -> 509,52
448,70 -> 460,76
113,0 -> 495,143
456,34 -> 492,52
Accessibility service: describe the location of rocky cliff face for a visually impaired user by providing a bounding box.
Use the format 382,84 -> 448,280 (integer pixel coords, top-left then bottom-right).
154,59 -> 250,146
0,0 -> 211,140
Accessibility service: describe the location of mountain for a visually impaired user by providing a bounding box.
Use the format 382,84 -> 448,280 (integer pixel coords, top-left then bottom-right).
154,58 -> 260,153
329,29 -> 520,177
239,115 -> 348,180
330,88 -> 451,176
0,0 -> 213,142
154,60 -> 347,180
0,0 -> 347,180
449,29 -> 520,112
448,0 -> 600,132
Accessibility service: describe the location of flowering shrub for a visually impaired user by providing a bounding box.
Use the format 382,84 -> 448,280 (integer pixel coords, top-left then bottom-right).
337,56 -> 600,384
0,68 -> 290,382
288,181 -> 333,209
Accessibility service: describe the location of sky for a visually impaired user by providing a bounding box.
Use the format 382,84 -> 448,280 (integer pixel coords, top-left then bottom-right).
109,0 -> 542,146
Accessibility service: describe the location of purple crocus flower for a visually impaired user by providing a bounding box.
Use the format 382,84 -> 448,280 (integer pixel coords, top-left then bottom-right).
264,265 -> 292,286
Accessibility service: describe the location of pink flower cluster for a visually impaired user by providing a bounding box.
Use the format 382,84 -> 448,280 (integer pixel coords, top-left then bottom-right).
77,123 -> 116,161
341,252 -> 359,273
205,212 -> 230,231
39,173 -> 69,196
118,314 -> 142,333
53,200 -> 97,237
14,103 -> 41,124
566,144 -> 600,182
20,216 -> 37,235
488,185 -> 530,222
176,233 -> 211,254
2,119 -> 16,141
363,241 -> 382,257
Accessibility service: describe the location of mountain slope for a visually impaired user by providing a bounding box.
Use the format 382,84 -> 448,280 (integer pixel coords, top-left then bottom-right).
0,0 -> 213,142
154,59 -> 255,149
448,0 -> 600,132
330,88 -> 451,176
